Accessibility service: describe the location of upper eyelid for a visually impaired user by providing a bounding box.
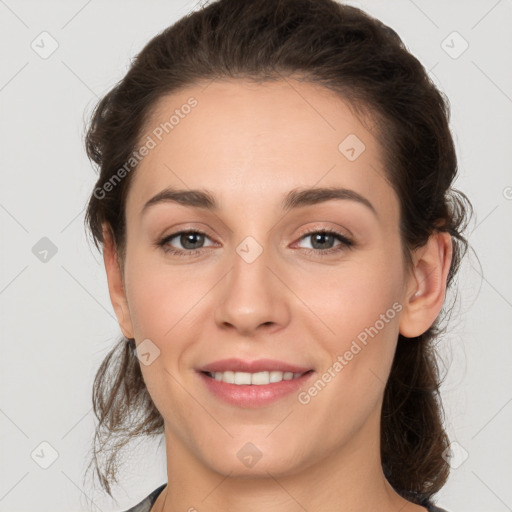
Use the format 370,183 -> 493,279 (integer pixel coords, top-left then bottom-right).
163,227 -> 352,247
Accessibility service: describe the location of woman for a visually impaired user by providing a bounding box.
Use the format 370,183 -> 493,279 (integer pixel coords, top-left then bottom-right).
83,0 -> 472,510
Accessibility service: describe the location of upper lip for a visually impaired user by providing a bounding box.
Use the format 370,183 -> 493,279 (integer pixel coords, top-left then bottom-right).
198,358 -> 313,374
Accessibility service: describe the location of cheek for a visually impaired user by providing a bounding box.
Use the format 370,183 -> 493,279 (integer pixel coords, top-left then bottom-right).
300,249 -> 404,342
296,246 -> 405,393
123,247 -> 213,341
125,269 -> 173,340
123,260 -> 202,406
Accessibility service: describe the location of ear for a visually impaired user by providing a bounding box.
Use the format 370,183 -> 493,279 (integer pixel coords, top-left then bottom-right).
102,223 -> 134,339
399,231 -> 453,338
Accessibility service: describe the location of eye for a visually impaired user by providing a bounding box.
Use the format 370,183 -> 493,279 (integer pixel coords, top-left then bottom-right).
295,229 -> 354,256
156,230 -> 215,256
155,228 -> 354,258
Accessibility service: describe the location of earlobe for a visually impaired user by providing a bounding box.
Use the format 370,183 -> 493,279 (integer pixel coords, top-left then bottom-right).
399,232 -> 453,338
102,223 -> 134,339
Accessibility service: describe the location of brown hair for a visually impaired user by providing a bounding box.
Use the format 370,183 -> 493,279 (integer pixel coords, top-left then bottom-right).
83,0 -> 472,505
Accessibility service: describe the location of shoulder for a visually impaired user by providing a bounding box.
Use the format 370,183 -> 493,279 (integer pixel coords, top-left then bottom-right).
121,483 -> 167,512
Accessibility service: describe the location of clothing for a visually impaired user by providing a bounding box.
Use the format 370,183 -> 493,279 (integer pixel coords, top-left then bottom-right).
122,483 -> 166,512
122,483 -> 451,512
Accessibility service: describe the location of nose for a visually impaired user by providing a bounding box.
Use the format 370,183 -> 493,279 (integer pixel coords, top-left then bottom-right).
214,244 -> 290,336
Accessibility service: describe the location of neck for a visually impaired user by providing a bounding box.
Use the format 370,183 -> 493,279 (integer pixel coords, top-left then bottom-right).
155,415 -> 427,512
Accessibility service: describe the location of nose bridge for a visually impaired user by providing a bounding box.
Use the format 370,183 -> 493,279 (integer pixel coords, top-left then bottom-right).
214,236 -> 288,334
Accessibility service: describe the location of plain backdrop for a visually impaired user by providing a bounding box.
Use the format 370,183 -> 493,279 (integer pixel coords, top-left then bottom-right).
1,1 -> 511,511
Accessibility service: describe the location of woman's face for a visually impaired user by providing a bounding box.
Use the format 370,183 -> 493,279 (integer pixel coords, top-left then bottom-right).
111,79 -> 416,477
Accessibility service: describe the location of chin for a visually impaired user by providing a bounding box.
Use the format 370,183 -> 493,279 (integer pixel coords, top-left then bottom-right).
198,439 -> 312,479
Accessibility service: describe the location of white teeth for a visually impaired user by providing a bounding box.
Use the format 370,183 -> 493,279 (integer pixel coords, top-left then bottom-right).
210,370 -> 305,385
234,371 -> 251,385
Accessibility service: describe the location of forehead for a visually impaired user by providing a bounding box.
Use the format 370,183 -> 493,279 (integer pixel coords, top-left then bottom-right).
126,78 -> 396,222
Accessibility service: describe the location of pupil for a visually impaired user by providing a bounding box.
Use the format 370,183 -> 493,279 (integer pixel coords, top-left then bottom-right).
182,232 -> 203,249
178,232 -> 334,251
312,233 -> 333,250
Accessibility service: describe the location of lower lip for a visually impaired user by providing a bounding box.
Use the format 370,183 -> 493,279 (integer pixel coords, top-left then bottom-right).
197,371 -> 315,408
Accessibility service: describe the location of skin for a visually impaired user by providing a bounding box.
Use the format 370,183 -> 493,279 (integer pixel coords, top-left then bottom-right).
102,78 -> 452,512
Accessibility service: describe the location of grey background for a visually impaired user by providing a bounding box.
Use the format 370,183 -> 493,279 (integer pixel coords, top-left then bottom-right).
1,0 -> 511,511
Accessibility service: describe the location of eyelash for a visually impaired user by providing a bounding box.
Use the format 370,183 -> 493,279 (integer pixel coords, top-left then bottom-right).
155,228 -> 354,258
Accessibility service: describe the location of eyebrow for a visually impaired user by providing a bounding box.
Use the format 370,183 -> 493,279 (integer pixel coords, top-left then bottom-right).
141,186 -> 377,217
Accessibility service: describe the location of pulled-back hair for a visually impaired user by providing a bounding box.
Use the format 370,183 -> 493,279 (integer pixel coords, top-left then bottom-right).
83,0 -> 472,505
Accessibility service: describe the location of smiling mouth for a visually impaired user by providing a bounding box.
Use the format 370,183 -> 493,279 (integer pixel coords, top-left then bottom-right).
201,369 -> 314,385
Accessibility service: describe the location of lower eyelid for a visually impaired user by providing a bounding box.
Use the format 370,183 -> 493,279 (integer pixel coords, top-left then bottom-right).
159,229 -> 352,254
